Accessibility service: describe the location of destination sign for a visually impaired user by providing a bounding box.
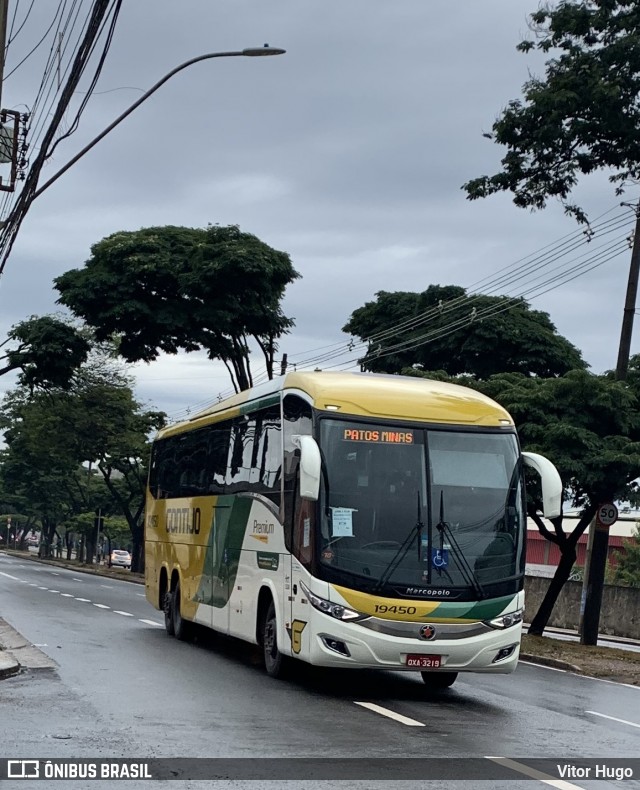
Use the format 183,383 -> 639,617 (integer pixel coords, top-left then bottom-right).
342,428 -> 414,444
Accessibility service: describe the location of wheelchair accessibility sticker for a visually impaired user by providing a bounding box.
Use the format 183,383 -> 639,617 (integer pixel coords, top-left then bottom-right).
431,548 -> 449,569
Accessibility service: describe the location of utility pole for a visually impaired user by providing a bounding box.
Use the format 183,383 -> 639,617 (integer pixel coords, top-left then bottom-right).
0,1 -> 8,109
615,202 -> 640,381
580,202 -> 640,645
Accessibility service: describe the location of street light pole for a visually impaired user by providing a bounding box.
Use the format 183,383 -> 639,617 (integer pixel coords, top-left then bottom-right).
32,45 -> 285,201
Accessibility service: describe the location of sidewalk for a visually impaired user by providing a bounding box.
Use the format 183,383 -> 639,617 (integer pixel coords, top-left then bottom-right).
535,624 -> 640,654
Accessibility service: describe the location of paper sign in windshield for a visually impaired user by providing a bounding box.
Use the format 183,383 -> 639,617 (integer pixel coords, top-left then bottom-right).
331,507 -> 356,537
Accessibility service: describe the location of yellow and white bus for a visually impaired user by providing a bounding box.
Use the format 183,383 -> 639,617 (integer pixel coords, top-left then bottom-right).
145,371 -> 561,688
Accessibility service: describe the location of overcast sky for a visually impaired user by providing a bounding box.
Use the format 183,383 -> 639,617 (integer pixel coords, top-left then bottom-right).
0,0 -> 636,422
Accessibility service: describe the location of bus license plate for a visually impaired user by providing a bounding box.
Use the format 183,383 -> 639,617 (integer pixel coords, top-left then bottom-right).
406,654 -> 441,668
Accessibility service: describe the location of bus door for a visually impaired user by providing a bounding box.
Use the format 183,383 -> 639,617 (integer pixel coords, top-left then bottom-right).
287,499 -> 315,662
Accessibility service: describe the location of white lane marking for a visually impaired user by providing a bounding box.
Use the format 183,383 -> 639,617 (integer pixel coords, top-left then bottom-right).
586,711 -> 640,729
72,578 -> 83,582
353,702 -> 425,727
519,660 -> 567,673
29,582 -> 38,586
60,593 -> 74,597
100,584 -> 113,589
113,611 -> 134,617
576,675 -> 640,690
0,571 -> 19,580
75,598 -> 91,602
136,593 -> 145,597
486,757 -> 586,790
48,590 -> 59,593
93,603 -> 110,609
38,586 -> 48,590
139,619 -> 163,627
50,572 -> 60,576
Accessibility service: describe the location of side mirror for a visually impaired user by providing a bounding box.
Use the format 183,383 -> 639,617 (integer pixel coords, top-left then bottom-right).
291,435 -> 321,501
522,451 -> 563,518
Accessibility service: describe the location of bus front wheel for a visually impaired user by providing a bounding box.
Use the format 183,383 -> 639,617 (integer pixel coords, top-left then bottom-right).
421,671 -> 458,689
262,601 -> 286,678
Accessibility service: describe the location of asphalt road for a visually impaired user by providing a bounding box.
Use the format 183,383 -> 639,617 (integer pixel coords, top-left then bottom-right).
1,551 -> 639,790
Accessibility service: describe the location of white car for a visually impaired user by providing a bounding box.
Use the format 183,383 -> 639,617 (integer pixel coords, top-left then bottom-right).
110,549 -> 131,569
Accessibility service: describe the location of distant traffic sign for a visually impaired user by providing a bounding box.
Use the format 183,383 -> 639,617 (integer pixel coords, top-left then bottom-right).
596,503 -> 618,527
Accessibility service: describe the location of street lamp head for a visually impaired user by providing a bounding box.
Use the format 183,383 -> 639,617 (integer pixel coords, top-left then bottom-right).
242,44 -> 286,57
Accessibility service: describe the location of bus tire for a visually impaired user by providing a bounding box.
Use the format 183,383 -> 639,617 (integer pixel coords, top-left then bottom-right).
172,581 -> 192,641
421,671 -> 457,689
164,589 -> 175,636
262,601 -> 286,678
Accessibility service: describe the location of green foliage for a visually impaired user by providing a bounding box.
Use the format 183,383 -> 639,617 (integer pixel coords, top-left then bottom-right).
463,1 -> 640,221
0,344 -> 164,551
54,224 -> 300,391
344,285 -> 585,378
612,524 -> 640,587
0,315 -> 90,391
407,367 -> 640,508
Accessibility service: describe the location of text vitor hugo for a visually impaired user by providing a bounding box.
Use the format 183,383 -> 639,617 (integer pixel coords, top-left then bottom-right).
558,764 -> 633,781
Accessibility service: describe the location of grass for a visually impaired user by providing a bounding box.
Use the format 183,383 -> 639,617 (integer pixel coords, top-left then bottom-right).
521,634 -> 640,685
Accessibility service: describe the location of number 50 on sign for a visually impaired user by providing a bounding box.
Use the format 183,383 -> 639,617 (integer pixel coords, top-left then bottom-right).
596,503 -> 618,528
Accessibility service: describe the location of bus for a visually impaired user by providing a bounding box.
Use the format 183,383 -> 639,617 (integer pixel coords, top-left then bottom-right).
145,371 -> 561,688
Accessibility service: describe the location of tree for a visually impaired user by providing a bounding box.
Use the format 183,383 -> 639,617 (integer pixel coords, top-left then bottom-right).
612,524 -> 640,587
343,285 -> 585,378
54,224 -> 300,392
407,366 -> 640,633
463,1 -> 640,222
0,344 -> 164,570
0,315 -> 90,391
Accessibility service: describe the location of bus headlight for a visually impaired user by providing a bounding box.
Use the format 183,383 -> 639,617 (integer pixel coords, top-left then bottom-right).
485,608 -> 523,629
300,582 -> 368,622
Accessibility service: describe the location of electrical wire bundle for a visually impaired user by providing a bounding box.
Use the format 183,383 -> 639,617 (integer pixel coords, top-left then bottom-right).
0,0 -> 123,276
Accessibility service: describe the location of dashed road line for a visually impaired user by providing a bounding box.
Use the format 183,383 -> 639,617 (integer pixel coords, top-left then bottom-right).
113,611 -> 134,617
486,757 -> 586,790
354,702 -> 425,727
93,603 -> 110,609
0,571 -> 19,580
48,589 -> 59,593
139,619 -> 163,627
37,586 -> 48,590
75,598 -> 91,602
60,593 -> 74,598
585,711 -> 640,729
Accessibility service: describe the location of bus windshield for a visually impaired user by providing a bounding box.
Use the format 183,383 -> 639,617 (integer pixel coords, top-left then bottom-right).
317,419 -> 524,598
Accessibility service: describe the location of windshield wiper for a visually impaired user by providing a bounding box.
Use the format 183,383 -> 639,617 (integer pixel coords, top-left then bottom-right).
372,491 -> 424,595
435,491 -> 486,600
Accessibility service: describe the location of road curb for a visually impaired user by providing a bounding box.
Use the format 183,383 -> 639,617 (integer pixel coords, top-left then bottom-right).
519,653 -> 582,672
0,651 -> 20,679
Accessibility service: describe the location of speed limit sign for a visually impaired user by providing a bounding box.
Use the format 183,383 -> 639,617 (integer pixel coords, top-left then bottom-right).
597,503 -> 618,527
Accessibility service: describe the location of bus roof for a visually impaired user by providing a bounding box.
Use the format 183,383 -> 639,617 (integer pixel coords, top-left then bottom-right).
157,371 -> 513,439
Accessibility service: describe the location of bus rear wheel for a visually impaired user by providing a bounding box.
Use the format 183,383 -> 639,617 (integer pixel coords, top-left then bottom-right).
163,589 -> 175,636
171,581 -> 192,641
262,601 -> 286,678
421,671 -> 458,689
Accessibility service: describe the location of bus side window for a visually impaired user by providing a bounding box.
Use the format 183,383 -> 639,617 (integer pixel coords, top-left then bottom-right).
250,405 -> 282,508
208,424 -> 231,495
227,416 -> 255,493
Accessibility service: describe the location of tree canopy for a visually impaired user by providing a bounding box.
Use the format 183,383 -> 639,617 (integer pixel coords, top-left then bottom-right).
463,0 -> 640,222
0,315 -> 90,391
0,343 -> 164,570
54,224 -> 300,392
343,285 -> 585,378
407,362 -> 640,633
